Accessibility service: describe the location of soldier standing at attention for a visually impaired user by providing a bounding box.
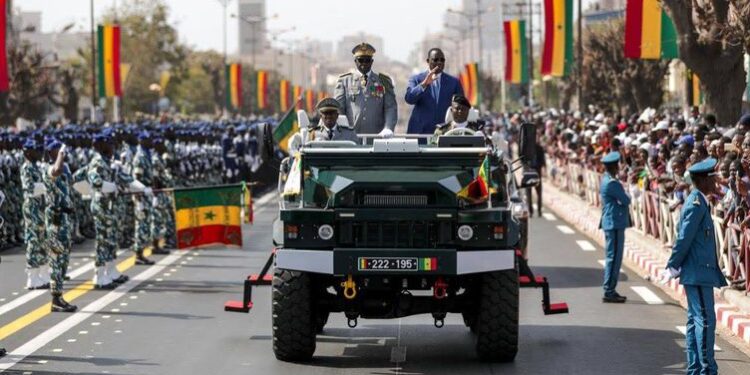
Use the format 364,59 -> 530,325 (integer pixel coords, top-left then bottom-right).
664,158 -> 726,375
42,139 -> 77,312
334,42 -> 397,137
133,132 -> 163,263
149,138 -> 171,255
599,151 -> 631,303
21,139 -> 50,290
311,98 -> 358,143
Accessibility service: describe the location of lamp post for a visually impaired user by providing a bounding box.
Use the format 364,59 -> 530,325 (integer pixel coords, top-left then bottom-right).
268,27 -> 296,75
232,13 -> 278,68
216,0 -> 230,116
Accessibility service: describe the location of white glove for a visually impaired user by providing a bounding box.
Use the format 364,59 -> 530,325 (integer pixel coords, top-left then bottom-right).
378,128 -> 394,139
152,196 -> 160,206
129,180 -> 146,193
143,187 -> 153,197
59,144 -> 67,157
659,267 -> 681,285
32,183 -> 46,197
101,181 -> 117,194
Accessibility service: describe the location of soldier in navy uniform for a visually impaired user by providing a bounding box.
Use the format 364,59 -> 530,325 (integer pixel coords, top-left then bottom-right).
221,126 -> 239,183
334,42 -> 397,137
664,158 -> 726,375
310,98 -> 358,143
599,151 -> 631,303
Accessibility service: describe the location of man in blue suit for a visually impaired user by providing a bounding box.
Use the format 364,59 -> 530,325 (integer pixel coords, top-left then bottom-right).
599,151 -> 631,303
665,158 -> 726,375
405,48 -> 464,135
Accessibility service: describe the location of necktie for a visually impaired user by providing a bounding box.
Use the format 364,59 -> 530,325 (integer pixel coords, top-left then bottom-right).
433,76 -> 441,102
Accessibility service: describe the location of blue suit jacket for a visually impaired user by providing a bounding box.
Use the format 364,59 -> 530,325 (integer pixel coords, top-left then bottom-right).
405,72 -> 464,134
667,189 -> 727,287
599,173 -> 631,230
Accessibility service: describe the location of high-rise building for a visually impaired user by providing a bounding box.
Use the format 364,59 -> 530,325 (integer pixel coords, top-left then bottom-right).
237,0 -> 267,59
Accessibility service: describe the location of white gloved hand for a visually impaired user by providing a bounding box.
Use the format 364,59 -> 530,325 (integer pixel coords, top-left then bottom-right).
152,196 -> 159,206
32,183 -> 46,197
143,187 -> 153,197
129,180 -> 146,193
101,181 -> 117,194
59,144 -> 68,157
378,128 -> 394,139
659,267 -> 681,285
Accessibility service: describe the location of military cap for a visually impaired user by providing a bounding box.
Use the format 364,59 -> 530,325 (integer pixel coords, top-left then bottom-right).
316,97 -> 340,113
45,138 -> 62,151
137,130 -> 151,141
601,151 -> 621,164
688,158 -> 718,176
451,94 -> 471,108
352,42 -> 376,57
22,139 -> 39,150
93,132 -> 112,143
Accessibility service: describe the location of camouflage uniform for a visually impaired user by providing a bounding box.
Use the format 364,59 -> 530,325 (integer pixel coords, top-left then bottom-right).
43,163 -> 74,294
20,159 -> 47,269
87,152 -> 132,266
150,151 -> 169,244
160,145 -> 177,247
132,145 -> 154,252
116,143 -> 136,249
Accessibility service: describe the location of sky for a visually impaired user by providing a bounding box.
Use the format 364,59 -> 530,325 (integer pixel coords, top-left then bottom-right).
16,0 -> 463,63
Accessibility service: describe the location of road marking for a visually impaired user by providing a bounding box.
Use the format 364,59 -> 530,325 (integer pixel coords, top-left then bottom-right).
597,260 -> 624,273
0,248 -> 151,342
630,286 -> 664,304
675,326 -> 721,351
576,240 -> 596,251
542,213 -> 557,221
0,251 -> 186,372
556,225 -> 575,234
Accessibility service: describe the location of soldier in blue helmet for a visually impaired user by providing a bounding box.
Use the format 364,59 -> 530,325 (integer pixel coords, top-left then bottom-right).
599,151 -> 631,303
664,157 -> 726,375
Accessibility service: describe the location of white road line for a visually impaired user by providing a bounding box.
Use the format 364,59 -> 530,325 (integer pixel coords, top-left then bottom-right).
630,286 -> 664,305
254,191 -> 277,207
596,260 -> 624,273
576,240 -> 596,251
556,225 -> 575,234
0,251 -> 186,372
0,250 -> 126,317
675,326 -> 721,351
542,213 -> 557,221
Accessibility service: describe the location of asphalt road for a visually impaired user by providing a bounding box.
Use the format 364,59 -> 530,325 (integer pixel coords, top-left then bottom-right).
1,193 -> 750,375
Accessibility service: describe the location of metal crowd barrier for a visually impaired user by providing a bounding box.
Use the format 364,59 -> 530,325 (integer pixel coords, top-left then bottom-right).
545,158 -> 748,293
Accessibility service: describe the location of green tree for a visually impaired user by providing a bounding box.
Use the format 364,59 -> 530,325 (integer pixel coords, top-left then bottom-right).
171,50 -> 224,115
0,41 -> 58,124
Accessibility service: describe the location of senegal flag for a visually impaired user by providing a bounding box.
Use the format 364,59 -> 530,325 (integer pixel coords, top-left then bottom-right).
457,155 -> 490,202
273,106 -> 299,154
174,185 -> 243,249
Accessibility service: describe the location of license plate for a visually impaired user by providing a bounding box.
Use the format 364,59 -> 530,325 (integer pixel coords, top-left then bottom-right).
357,257 -> 438,271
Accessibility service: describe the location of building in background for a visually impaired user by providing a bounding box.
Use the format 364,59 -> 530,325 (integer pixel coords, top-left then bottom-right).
12,11 -> 87,62
237,0 -> 267,60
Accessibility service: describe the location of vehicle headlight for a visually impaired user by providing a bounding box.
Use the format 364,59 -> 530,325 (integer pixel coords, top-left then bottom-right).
457,225 -> 474,241
318,224 -> 334,240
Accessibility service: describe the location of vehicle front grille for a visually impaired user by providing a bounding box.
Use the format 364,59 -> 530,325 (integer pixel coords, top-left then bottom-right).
344,220 -> 450,248
362,194 -> 428,207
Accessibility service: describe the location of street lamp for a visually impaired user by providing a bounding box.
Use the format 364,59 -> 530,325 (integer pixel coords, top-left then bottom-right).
268,27 -> 296,74
231,13 -> 279,68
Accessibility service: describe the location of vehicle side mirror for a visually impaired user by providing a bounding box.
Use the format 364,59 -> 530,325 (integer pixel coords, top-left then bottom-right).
520,170 -> 540,188
519,122 -> 537,166
257,122 -> 275,164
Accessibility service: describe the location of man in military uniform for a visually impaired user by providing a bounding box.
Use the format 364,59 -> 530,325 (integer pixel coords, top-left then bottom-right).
41,139 -> 77,312
311,98 -> 358,143
431,95 -> 485,144
20,139 -> 50,290
149,138 -> 172,254
132,132 -> 161,264
334,42 -> 397,137
664,158 -> 726,375
599,151 -> 631,303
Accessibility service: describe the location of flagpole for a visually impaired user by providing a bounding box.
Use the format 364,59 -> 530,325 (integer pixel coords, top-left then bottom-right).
113,96 -> 120,122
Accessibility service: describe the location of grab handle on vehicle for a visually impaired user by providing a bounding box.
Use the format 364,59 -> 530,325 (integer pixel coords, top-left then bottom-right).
341,275 -> 357,299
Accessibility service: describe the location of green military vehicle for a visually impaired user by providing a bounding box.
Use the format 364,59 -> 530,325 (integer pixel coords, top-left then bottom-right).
226,118 -> 568,362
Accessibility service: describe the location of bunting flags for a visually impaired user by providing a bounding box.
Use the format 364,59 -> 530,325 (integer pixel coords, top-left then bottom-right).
541,0 -> 574,77
293,85 -> 303,110
225,63 -> 242,111
97,24 -> 122,98
624,0 -> 678,59
687,72 -> 702,107
503,20 -> 529,84
0,0 -> 8,93
459,72 -> 469,98
305,89 -> 315,113
257,70 -> 268,109
465,63 -> 480,107
279,80 -> 290,112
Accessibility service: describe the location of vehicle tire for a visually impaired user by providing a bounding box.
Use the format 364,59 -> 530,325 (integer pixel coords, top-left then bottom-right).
475,269 -> 519,362
462,311 -> 477,333
272,268 -> 316,361
315,310 -> 330,334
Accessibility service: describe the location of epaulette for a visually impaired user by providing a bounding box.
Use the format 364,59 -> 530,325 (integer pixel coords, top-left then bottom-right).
378,73 -> 393,90
338,72 -> 352,78
436,122 -> 450,130
336,122 -> 354,130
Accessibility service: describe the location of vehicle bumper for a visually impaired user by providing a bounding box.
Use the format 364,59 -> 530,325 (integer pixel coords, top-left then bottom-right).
275,248 -> 515,276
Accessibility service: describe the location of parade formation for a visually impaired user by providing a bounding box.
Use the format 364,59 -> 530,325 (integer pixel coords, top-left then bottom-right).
2,0 -> 750,374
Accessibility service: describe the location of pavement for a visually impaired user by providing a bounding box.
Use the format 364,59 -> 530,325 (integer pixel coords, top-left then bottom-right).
0,193 -> 749,374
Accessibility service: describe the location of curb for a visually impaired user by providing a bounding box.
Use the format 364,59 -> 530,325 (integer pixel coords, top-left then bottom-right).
542,181 -> 750,346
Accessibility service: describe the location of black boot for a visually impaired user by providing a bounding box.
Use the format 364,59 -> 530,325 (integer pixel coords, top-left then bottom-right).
152,247 -> 170,255
51,294 -> 78,313
0,347 -> 6,357
135,253 -> 155,265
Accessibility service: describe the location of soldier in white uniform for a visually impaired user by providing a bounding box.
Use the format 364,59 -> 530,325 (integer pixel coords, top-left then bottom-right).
334,42 -> 397,136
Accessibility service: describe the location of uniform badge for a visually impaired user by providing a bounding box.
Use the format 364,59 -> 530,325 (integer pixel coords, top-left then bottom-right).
693,197 -> 701,206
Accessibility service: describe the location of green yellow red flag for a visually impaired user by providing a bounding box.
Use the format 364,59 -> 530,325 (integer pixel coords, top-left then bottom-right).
174,185 -> 244,249
97,24 -> 122,98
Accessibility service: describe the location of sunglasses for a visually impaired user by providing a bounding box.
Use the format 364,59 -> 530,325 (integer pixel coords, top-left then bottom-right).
356,57 -> 373,63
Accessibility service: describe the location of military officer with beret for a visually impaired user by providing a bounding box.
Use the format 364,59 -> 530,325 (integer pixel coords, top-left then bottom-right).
664,158 -> 726,375
599,151 -> 631,303
21,139 -> 50,290
334,42 -> 397,137
311,98 -> 358,143
430,94 -> 485,144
